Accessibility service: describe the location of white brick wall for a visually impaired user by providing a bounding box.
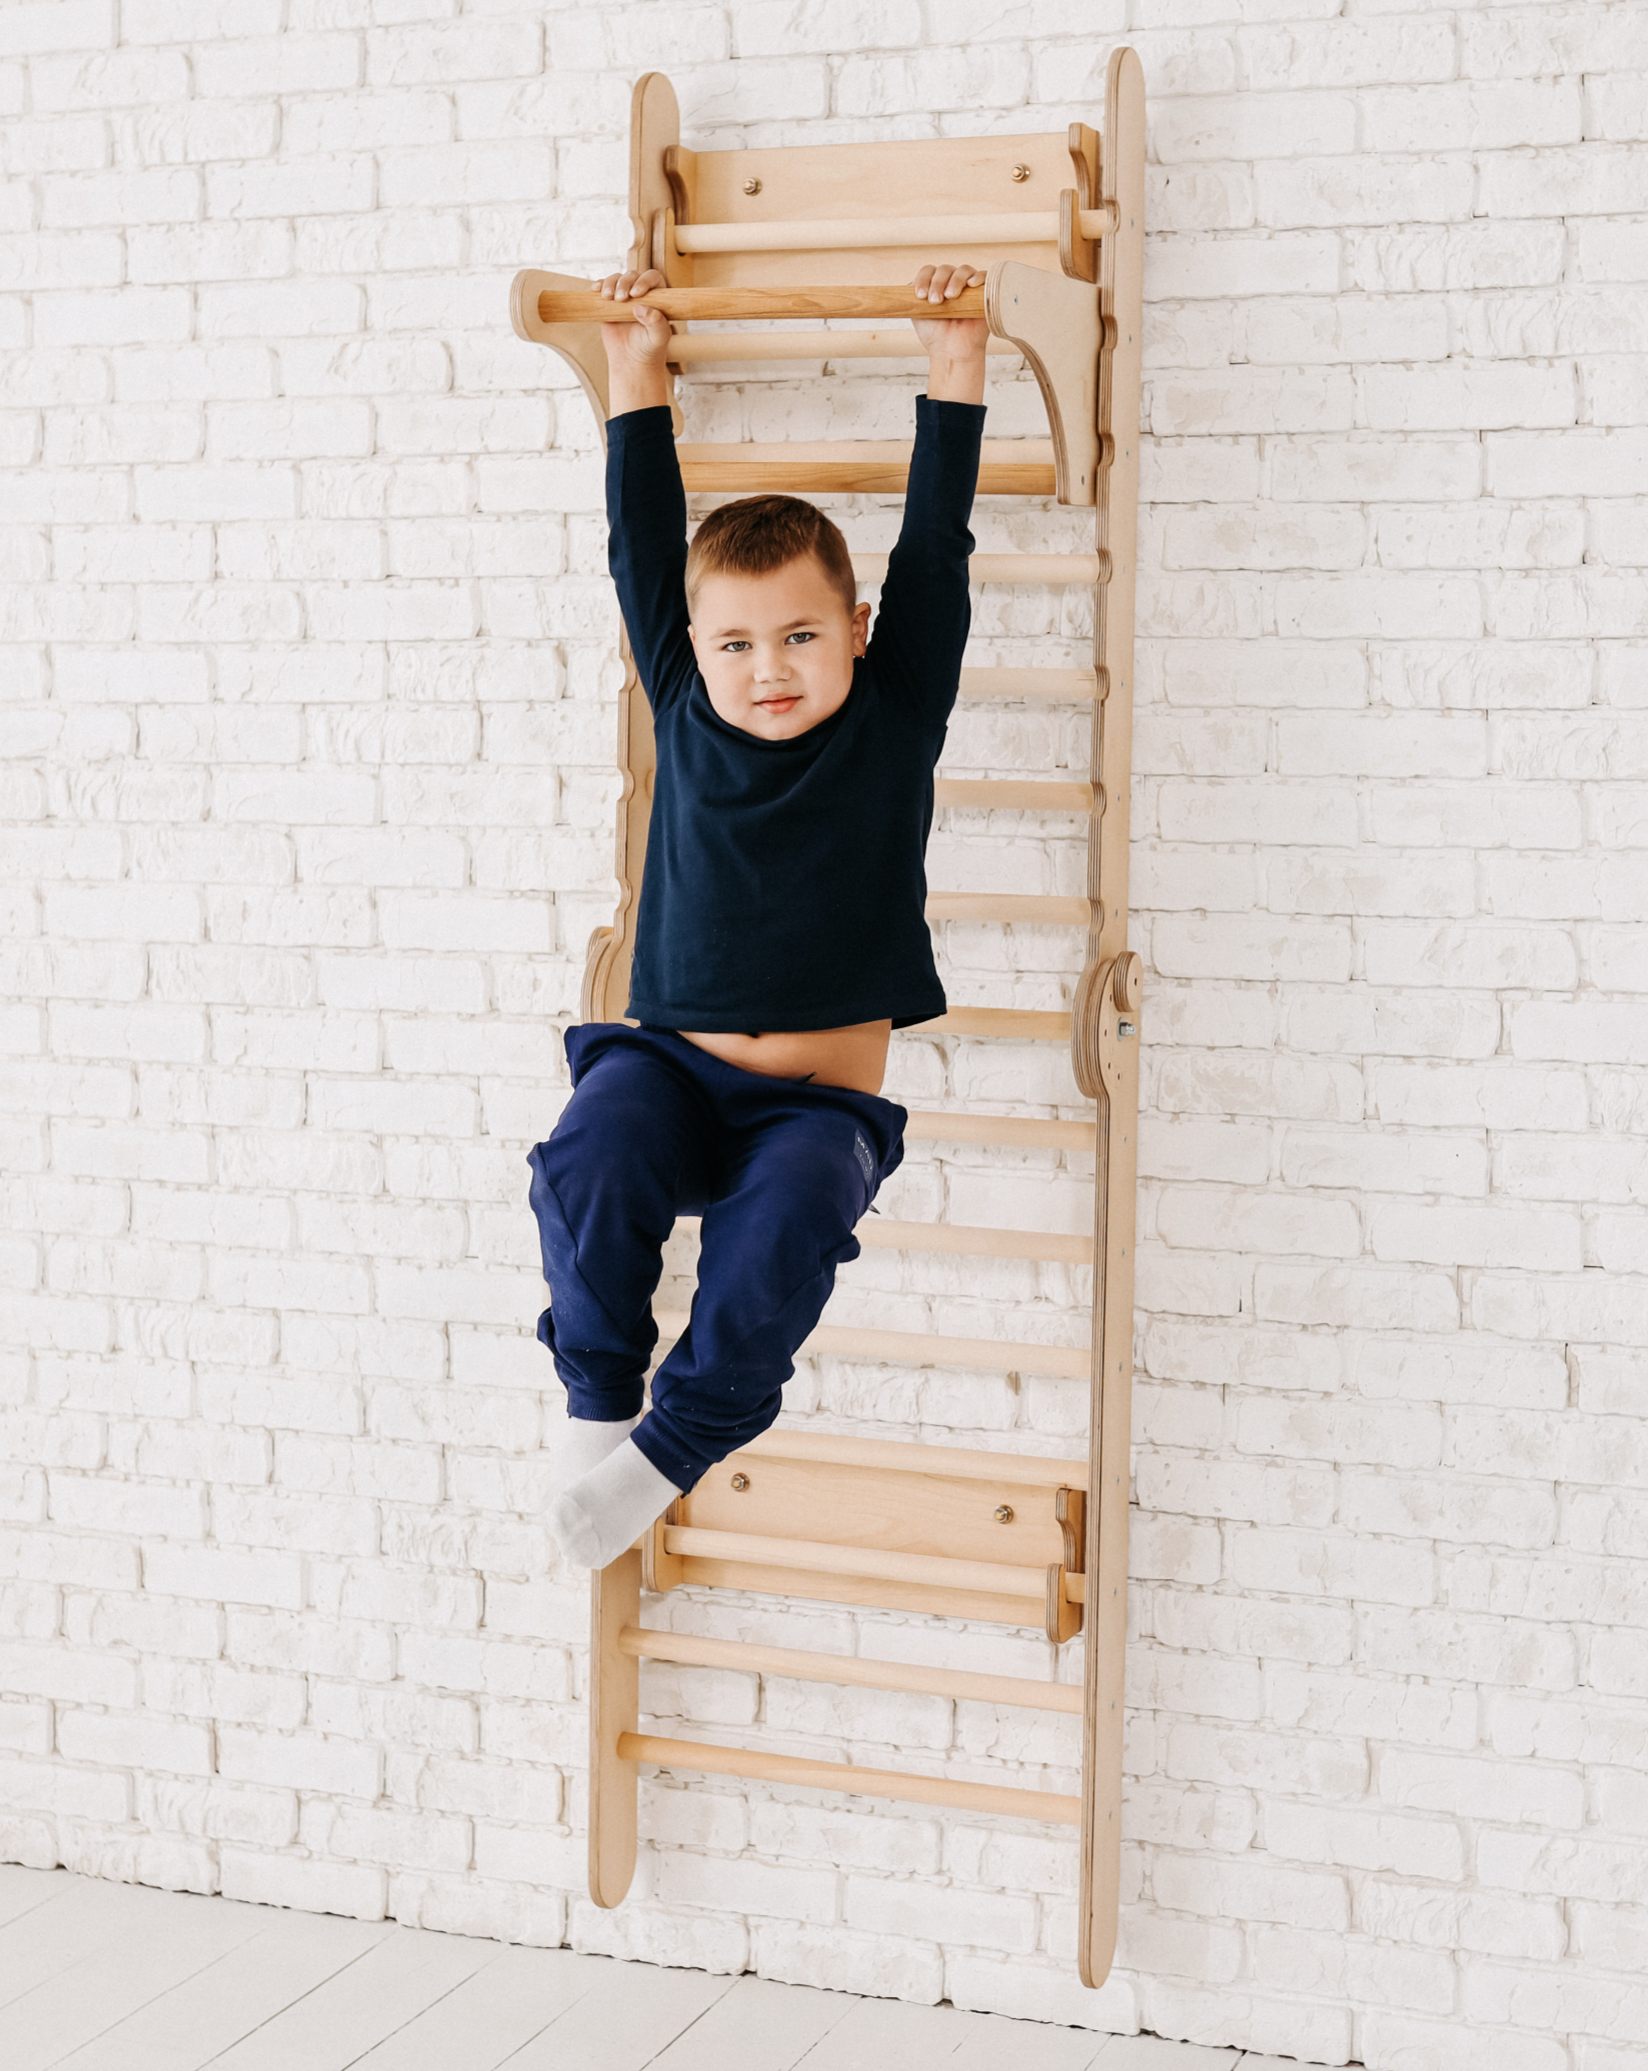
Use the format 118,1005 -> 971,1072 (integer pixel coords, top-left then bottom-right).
2,4 -> 1645,2065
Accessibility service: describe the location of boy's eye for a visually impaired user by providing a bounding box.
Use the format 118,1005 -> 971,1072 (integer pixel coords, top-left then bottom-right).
786,631 -> 816,645
720,640 -> 751,653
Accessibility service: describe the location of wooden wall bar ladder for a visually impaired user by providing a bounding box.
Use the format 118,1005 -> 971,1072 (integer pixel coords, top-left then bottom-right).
510,48 -> 1145,1989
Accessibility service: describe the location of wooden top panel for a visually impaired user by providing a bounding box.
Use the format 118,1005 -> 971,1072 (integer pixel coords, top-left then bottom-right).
685,129 -> 1075,286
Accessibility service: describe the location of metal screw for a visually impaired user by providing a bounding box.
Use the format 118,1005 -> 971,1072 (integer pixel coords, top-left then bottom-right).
1118,1020 -> 1137,1039
1010,163 -> 1031,182
742,177 -> 762,196
994,1504 -> 1014,1524
730,1472 -> 750,1491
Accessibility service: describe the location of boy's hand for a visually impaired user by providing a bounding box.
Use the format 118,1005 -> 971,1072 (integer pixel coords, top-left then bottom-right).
910,262 -> 987,406
599,266 -> 673,417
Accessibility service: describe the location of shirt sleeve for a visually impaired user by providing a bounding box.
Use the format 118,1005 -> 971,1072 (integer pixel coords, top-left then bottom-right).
863,394 -> 986,731
605,405 -> 697,715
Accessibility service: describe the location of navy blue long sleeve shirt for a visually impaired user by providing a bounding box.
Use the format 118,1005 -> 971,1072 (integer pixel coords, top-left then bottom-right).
606,396 -> 985,1033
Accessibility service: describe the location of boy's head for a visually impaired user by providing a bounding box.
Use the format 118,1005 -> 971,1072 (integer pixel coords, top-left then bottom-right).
686,495 -> 871,741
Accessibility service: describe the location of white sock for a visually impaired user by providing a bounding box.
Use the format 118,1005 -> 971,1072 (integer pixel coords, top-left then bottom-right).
548,1413 -> 641,1498
547,1438 -> 682,1571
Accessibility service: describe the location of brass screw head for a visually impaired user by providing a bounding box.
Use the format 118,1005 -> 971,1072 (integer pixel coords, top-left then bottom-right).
1011,163 -> 1031,182
742,177 -> 762,196
994,1504 -> 1014,1523
730,1472 -> 750,1491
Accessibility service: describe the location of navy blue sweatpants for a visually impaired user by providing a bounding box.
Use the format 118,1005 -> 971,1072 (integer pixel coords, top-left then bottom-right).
527,1024 -> 906,1492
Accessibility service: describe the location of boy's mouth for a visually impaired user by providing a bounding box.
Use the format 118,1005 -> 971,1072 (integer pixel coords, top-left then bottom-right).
756,695 -> 801,713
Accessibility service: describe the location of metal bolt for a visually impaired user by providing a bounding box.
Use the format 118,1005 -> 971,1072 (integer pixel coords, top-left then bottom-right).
1010,163 -> 1031,182
742,177 -> 762,196
994,1504 -> 1014,1524
730,1472 -> 750,1491
1118,1020 -> 1137,1039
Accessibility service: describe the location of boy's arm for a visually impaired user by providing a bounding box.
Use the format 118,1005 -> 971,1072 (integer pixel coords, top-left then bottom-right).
599,268 -> 695,713
864,264 -> 988,726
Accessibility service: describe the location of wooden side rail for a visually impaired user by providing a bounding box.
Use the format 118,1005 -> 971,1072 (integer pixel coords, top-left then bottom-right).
673,206 -> 1118,254
619,1625 -> 1083,1713
618,1733 -> 1081,1825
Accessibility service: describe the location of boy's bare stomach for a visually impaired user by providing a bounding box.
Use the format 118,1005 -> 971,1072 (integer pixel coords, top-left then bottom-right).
679,1021 -> 892,1095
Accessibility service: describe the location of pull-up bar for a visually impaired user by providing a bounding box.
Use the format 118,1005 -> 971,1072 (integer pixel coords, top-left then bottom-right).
534,283 -> 987,325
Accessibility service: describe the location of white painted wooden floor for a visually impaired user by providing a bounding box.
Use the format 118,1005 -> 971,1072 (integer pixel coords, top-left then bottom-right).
0,1864 -> 1328,2071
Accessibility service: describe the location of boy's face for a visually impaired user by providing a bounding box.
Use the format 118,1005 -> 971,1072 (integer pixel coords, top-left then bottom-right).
688,553 -> 871,741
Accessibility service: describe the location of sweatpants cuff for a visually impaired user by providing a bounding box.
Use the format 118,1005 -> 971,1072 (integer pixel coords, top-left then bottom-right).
630,1412 -> 706,1496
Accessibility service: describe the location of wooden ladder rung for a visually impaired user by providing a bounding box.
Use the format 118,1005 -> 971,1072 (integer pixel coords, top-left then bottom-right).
677,440 -> 1056,496
672,206 -> 1117,256
679,1214 -> 1090,1262
957,667 -> 1101,700
654,1310 -> 1090,1379
661,1524 -> 1079,1604
618,1732 -> 1081,1824
934,779 -> 1095,811
619,1625 -> 1083,1713
903,1109 -> 1096,1151
852,552 -> 1107,585
918,1007 -> 1073,1040
859,1218 -> 1092,1265
668,331 -> 1023,363
927,892 -> 1088,926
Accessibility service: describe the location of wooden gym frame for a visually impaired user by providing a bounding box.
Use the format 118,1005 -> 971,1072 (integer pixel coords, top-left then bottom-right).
510,48 -> 1144,1988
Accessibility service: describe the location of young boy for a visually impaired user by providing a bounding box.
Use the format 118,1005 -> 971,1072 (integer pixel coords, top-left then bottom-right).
530,260 -> 988,1569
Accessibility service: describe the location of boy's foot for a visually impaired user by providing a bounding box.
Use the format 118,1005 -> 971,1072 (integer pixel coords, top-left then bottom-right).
547,1439 -> 682,1570
549,1412 -> 642,1497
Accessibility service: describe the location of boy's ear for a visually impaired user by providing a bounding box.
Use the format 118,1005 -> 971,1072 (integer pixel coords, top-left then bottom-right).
852,598 -> 871,656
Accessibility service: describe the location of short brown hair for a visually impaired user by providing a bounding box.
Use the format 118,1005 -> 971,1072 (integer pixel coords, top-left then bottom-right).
686,495 -> 857,622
